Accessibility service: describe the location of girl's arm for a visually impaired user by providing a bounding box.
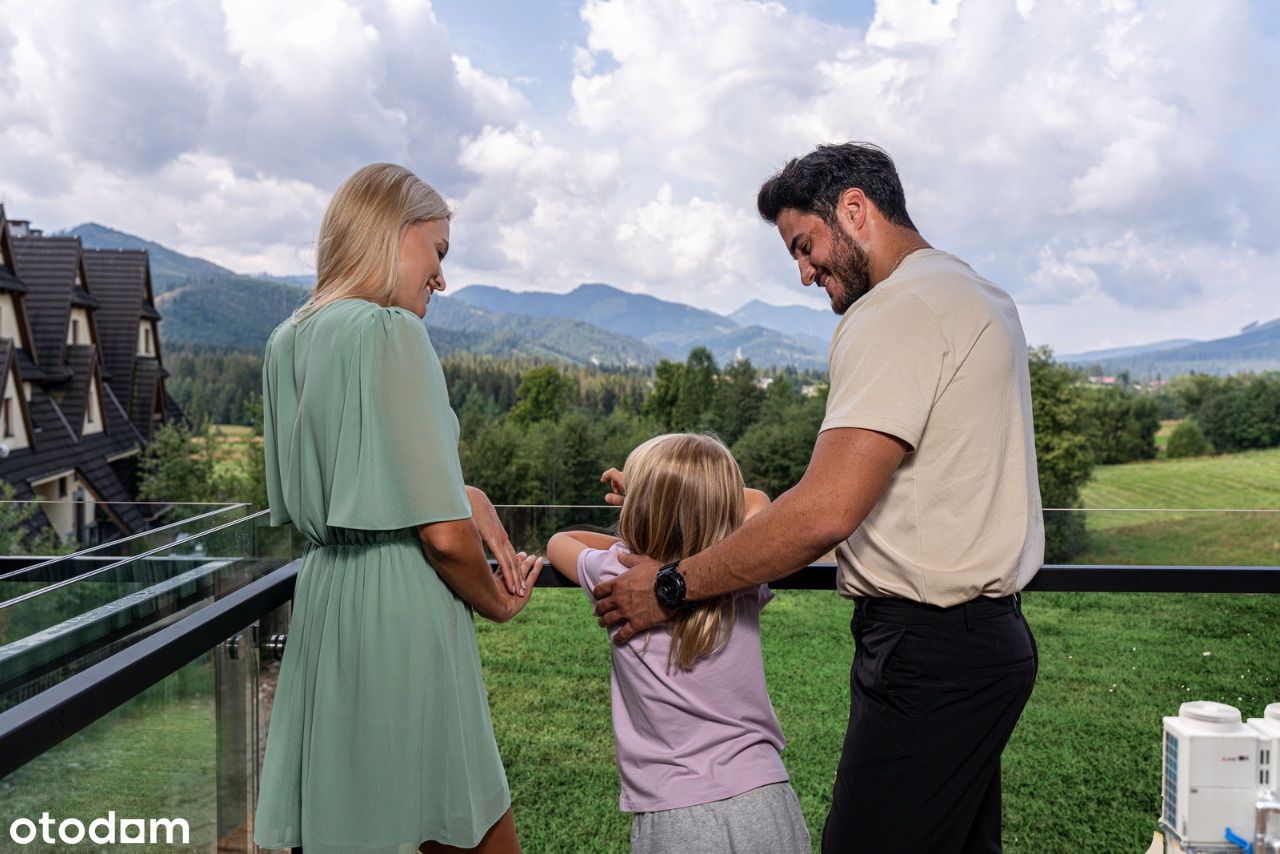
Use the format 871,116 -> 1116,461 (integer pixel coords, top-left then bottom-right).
744,488 -> 771,521
547,530 -> 619,585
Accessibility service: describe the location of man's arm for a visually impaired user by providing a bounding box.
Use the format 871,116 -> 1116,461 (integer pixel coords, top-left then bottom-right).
593,427 -> 907,642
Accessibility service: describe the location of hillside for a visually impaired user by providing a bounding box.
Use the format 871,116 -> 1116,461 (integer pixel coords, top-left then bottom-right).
65,223 -> 240,291
61,226 -> 827,366
729,298 -> 838,344
424,296 -> 665,366
1061,319 -> 1280,377
156,276 -> 308,349
454,283 -> 829,368
1058,338 -> 1197,364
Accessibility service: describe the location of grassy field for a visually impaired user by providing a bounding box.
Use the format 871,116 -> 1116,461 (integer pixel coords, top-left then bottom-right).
1078,446 -> 1280,564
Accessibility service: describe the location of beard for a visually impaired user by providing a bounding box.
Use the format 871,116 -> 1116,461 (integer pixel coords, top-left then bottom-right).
826,224 -> 872,315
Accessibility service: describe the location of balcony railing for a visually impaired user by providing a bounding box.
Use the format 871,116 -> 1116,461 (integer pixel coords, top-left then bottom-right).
0,506 -> 1274,852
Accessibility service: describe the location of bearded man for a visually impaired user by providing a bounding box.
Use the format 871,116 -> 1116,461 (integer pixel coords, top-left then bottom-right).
594,142 -> 1043,853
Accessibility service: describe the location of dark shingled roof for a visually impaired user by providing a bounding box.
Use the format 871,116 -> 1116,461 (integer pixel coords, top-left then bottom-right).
11,236 -> 82,378
83,249 -> 148,402
70,286 -> 98,308
130,357 -> 161,441
51,345 -> 98,439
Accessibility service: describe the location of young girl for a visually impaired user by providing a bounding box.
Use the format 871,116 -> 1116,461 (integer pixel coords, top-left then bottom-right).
547,433 -> 810,854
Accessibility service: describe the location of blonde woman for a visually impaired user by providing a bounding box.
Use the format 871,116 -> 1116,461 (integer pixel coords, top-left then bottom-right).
254,163 -> 543,854
547,434 -> 810,854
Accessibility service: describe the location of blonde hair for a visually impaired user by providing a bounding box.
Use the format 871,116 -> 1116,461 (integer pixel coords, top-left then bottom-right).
617,433 -> 745,671
295,163 -> 451,320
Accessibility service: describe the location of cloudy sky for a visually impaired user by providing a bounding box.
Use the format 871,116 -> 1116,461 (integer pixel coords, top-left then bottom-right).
1,0 -> 1276,354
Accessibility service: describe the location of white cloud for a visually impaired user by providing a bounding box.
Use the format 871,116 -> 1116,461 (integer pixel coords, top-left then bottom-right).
0,0 -> 1276,352
0,0 -> 527,262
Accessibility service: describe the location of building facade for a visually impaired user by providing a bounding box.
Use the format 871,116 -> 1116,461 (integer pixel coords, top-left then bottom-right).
0,207 -> 181,545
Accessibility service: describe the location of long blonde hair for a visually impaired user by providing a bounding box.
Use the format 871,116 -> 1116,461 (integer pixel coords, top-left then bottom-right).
617,433 -> 745,671
295,163 -> 451,320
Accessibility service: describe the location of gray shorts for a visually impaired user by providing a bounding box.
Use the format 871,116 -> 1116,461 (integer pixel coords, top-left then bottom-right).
630,781 -> 811,854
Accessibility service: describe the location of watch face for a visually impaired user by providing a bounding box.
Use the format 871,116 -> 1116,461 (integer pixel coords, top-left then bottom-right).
655,567 -> 684,607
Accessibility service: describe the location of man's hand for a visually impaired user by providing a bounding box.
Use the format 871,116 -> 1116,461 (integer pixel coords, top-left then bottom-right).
592,552 -> 673,643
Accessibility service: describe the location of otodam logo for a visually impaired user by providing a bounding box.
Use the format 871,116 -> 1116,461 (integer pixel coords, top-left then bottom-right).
8,813 -> 190,846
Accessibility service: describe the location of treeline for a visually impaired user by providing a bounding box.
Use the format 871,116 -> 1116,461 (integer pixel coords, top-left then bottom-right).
455,352 -> 827,507
166,344 -> 264,425
149,340 -> 1267,564
1159,373 -> 1280,458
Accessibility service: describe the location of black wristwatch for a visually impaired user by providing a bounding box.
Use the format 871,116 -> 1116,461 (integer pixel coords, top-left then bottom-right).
654,560 -> 688,610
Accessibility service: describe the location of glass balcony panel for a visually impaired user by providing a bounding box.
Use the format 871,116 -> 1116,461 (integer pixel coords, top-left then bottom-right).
0,513 -> 300,713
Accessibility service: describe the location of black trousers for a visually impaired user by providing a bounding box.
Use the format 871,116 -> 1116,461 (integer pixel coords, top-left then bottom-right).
822,594 -> 1037,854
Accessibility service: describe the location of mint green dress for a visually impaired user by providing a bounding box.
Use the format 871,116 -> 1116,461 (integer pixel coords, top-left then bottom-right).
253,299 -> 510,854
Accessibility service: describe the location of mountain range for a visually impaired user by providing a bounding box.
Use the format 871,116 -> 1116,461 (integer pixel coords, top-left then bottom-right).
60,224 -> 833,368
1059,320 -> 1280,378
57,224 -> 1280,376
450,284 -> 830,367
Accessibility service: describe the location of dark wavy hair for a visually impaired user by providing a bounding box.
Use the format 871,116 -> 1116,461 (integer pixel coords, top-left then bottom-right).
756,142 -> 916,230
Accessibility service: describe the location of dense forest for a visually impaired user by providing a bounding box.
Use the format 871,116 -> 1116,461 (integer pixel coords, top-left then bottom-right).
149,341 -> 1280,562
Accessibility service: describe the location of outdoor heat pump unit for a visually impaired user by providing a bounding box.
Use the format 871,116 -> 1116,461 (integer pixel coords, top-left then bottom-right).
1250,705 -> 1280,794
1162,701 -> 1280,852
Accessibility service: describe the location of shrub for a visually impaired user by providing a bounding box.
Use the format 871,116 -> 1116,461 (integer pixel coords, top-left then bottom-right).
1165,420 -> 1213,459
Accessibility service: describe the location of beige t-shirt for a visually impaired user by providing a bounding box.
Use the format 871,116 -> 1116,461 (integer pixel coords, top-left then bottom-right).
822,248 -> 1043,606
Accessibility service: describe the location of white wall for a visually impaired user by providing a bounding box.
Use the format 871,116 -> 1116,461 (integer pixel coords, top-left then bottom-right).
2,363 -> 31,450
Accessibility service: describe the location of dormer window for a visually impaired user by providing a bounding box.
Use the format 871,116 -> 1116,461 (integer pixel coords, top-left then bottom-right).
138,320 -> 157,357
67,307 -> 91,346
83,370 -> 105,436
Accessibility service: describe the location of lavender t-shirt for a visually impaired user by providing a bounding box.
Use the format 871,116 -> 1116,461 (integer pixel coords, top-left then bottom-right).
578,543 -> 790,813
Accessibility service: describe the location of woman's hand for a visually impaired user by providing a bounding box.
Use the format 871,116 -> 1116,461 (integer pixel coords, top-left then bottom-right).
601,468 -> 625,506
467,485 -> 521,595
492,551 -> 546,622
418,517 -> 545,623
